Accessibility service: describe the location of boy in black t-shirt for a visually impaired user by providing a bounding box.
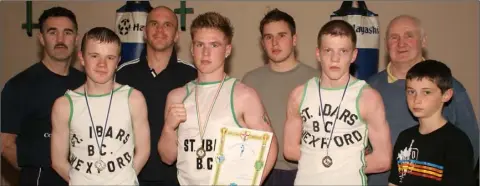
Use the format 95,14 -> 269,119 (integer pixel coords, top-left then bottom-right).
388,60 -> 474,186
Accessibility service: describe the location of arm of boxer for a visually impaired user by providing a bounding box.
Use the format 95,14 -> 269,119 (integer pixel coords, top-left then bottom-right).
283,85 -> 304,162
233,82 -> 278,185
388,183 -> 398,186
51,96 -> 72,182
360,86 -> 392,173
158,87 -> 186,165
128,89 -> 151,174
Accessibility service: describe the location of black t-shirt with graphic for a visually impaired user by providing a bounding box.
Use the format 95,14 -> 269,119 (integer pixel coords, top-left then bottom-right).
388,122 -> 475,186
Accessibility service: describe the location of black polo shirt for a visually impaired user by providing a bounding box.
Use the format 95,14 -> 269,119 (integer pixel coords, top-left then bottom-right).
1,62 -> 85,168
116,49 -> 197,184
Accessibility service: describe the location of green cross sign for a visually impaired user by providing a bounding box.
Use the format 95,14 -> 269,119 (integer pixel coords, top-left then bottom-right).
174,1 -> 194,31
21,1 -> 40,37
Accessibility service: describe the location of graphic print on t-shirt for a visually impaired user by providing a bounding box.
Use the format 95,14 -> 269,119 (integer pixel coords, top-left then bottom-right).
180,127 -> 218,170
396,139 -> 444,183
65,85 -> 138,185
300,104 -> 364,149
69,125 -> 133,174
295,77 -> 369,185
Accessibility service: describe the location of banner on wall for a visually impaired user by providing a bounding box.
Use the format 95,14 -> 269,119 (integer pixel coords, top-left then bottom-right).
330,1 -> 379,80
115,1 -> 152,67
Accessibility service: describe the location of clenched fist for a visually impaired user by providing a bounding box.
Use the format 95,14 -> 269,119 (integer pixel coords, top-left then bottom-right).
165,103 -> 187,130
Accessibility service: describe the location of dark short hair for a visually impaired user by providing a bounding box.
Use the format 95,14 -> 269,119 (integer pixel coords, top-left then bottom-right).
80,27 -> 121,54
317,19 -> 356,47
38,6 -> 78,33
406,59 -> 453,94
259,8 -> 296,36
190,12 -> 234,44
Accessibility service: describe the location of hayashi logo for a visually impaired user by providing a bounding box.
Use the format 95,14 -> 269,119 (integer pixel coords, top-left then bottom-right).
352,24 -> 379,35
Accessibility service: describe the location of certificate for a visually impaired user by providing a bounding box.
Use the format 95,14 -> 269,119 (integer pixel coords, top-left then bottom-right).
209,127 -> 273,186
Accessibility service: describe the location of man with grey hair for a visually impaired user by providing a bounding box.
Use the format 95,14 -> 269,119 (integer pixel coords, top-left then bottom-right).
367,14 -> 479,185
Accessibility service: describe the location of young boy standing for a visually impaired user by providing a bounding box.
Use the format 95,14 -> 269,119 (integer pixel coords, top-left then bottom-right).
388,60 -> 474,186
51,27 -> 150,185
157,12 -> 277,185
283,19 -> 392,185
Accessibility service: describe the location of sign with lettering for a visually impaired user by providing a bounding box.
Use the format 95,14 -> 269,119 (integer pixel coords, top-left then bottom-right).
115,1 -> 152,67
331,1 -> 380,80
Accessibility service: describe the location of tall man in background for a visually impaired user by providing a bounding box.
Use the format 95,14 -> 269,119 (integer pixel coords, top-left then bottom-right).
116,6 -> 197,186
242,8 -> 317,186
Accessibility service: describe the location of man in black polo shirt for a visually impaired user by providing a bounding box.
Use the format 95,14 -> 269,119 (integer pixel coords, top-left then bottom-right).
1,7 -> 85,186
116,6 -> 196,186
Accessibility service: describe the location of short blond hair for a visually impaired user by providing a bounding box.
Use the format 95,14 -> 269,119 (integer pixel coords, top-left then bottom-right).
190,12 -> 234,44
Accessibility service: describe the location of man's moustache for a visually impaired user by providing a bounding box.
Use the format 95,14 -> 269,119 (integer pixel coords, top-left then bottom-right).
54,44 -> 68,49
